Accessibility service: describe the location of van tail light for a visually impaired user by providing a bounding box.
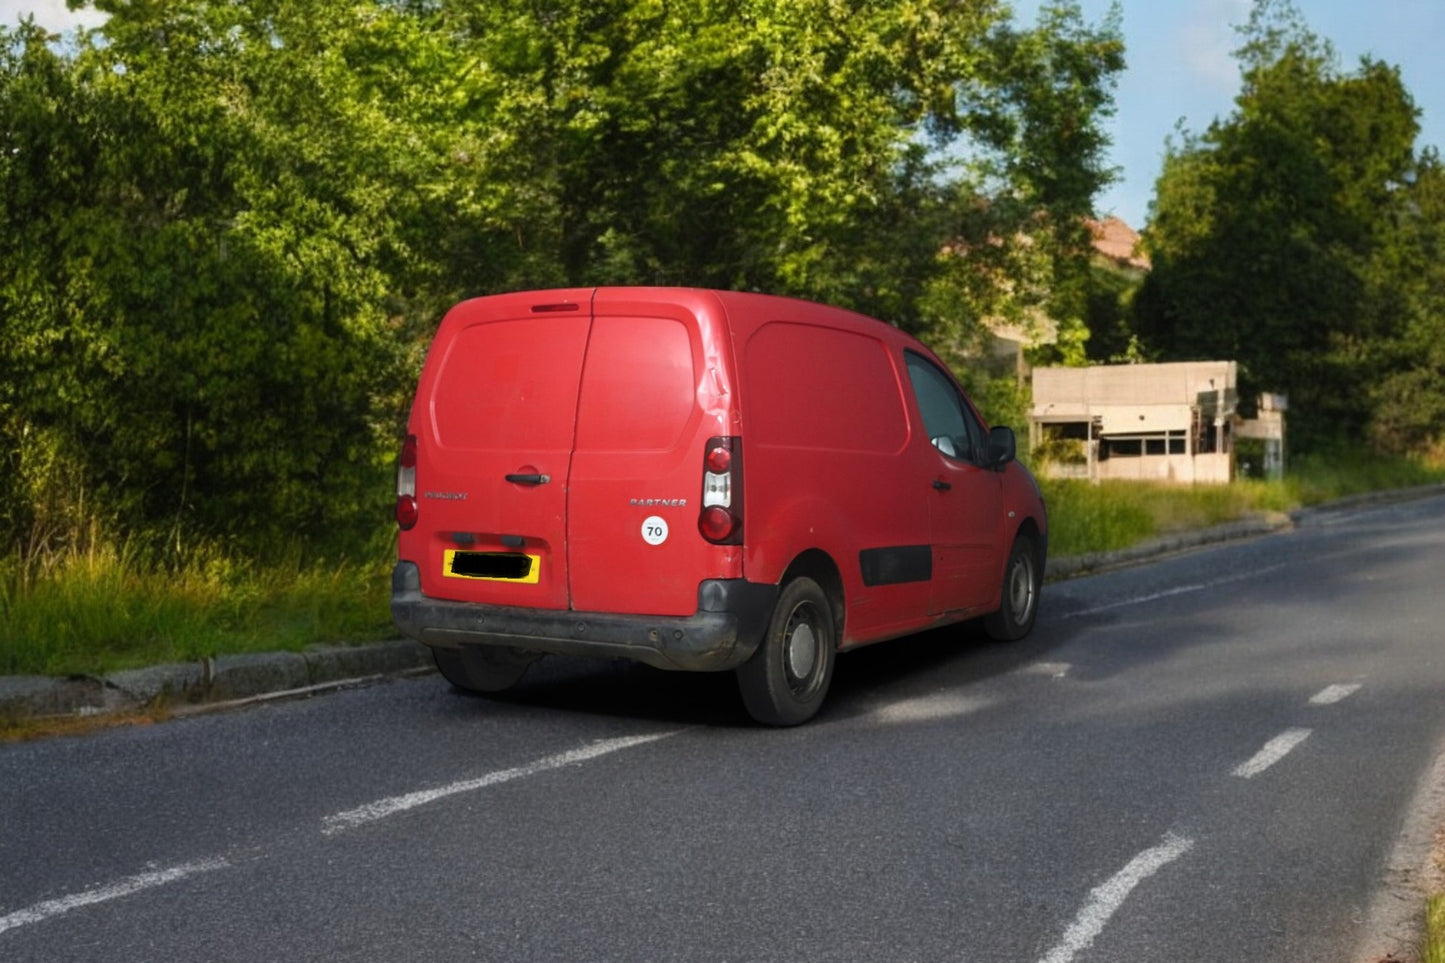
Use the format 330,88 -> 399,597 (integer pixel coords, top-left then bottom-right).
396,434 -> 418,530
699,436 -> 742,544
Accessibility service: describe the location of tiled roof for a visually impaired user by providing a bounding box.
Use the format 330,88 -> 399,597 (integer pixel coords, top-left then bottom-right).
1088,217 -> 1151,270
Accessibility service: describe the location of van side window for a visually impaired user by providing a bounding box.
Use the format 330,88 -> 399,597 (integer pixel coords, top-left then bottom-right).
905,352 -> 985,463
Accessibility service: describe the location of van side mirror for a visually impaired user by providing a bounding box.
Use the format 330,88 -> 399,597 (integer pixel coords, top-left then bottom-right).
986,426 -> 1016,468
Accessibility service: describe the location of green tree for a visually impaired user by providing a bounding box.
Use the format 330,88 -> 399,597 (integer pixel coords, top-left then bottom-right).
1135,0 -> 1427,452
1,8 -> 435,555
1364,150 -> 1445,456
921,1 -> 1125,388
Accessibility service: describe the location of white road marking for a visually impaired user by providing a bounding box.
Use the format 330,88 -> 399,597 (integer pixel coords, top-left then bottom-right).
1060,564 -> 1286,619
0,858 -> 230,936
1233,728 -> 1313,779
1309,683 -> 1362,706
322,731 -> 681,835
1038,833 -> 1195,963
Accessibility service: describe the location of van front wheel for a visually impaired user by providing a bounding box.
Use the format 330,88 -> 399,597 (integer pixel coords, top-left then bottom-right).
984,534 -> 1040,642
433,645 -> 535,693
736,577 -> 836,726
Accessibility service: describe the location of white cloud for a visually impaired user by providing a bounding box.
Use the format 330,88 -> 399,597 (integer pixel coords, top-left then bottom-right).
1181,0 -> 1251,92
0,1 -> 107,32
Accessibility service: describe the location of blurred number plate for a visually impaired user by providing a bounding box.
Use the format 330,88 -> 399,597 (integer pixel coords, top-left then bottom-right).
443,550 -> 540,584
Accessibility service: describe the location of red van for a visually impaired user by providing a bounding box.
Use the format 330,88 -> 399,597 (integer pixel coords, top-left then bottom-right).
392,288 -> 1046,725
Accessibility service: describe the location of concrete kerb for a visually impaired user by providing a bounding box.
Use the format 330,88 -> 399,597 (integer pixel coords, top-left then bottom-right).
4,484 -> 1444,724
0,640 -> 435,724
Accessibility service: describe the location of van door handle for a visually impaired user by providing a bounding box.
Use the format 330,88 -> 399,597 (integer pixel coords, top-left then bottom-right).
932,479 -> 952,491
505,473 -> 551,485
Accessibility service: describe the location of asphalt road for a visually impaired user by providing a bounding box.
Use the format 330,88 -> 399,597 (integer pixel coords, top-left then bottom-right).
3,495 -> 1444,962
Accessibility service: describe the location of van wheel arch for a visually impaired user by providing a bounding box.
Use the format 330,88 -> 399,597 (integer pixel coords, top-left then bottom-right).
733,551 -> 844,726
1012,518 -> 1045,573
779,550 -> 845,641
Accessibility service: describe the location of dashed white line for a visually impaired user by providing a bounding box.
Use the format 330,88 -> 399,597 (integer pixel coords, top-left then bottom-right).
0,858 -> 230,936
1061,565 -> 1285,619
1038,832 -> 1195,963
1309,683 -> 1362,706
1233,728 -> 1313,779
322,731 -> 681,835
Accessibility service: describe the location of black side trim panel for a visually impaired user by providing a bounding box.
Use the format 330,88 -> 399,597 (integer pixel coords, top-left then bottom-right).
859,545 -> 933,587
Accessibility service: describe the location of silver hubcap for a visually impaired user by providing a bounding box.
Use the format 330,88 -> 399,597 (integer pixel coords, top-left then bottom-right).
786,619 -> 817,682
1010,557 -> 1035,620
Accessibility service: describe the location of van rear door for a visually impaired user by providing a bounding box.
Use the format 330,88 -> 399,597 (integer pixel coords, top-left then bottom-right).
566,290 -> 737,617
409,289 -> 593,610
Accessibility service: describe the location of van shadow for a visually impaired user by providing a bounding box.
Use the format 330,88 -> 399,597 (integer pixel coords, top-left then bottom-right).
456,616 -> 1079,729
466,655 -> 753,727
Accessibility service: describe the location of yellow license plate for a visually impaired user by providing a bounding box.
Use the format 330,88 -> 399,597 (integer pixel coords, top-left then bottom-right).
443,550 -> 541,584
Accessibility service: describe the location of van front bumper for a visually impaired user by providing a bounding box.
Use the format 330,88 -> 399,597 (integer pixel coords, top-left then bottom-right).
390,562 -> 776,672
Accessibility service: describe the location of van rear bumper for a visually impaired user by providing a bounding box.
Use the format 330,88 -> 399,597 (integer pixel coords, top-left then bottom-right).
390,562 -> 776,672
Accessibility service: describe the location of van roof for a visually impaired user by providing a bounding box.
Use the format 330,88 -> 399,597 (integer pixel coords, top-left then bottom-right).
465,286 -> 909,342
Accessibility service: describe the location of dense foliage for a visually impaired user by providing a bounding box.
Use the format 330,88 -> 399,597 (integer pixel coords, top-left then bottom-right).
0,0 -> 1123,561
1134,0 -> 1445,455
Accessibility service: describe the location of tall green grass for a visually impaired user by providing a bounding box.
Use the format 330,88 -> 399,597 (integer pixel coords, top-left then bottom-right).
0,539 -> 394,677
1425,892 -> 1444,963
1425,891 -> 1444,963
1275,451 -> 1445,504
1038,453 -> 1443,559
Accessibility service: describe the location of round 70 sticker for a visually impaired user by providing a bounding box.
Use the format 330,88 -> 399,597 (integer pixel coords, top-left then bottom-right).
641,515 -> 669,546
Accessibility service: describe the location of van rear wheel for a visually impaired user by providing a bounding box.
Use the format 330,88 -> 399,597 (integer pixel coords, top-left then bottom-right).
433,645 -> 535,693
736,577 -> 836,726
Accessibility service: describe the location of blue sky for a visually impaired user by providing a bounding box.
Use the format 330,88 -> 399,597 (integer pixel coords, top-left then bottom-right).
7,0 -> 1443,229
1017,0 -> 1445,227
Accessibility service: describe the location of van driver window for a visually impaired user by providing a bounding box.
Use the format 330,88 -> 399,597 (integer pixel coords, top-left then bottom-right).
905,353 -> 979,463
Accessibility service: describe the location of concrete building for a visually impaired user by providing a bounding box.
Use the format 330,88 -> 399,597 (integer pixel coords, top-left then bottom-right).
1030,361 -> 1238,484
1236,392 -> 1288,480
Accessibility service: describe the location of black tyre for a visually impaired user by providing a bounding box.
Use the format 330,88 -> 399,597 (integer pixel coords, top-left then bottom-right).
984,533 -> 1040,642
433,645 -> 536,693
736,576 -> 836,726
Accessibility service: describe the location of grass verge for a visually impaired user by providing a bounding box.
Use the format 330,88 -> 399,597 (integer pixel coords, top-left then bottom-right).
0,541 -> 394,677
1041,452 -> 1444,559
1426,892 -> 1444,963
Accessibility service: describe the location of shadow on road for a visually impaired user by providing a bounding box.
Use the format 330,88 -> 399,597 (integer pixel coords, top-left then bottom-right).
431,613 -> 1084,729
